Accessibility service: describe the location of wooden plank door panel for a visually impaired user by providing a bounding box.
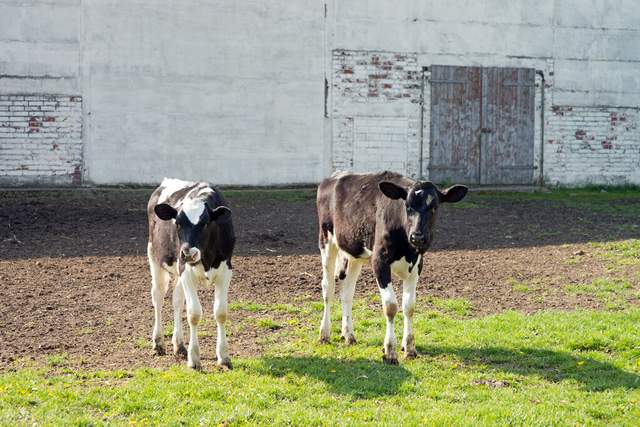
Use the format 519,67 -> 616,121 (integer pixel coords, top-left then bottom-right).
481,67 -> 535,185
429,65 -> 482,184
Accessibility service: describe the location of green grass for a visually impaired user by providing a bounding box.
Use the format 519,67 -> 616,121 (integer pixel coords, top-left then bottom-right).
163,323 -> 173,338
224,189 -> 316,203
472,186 -> 640,217
509,278 -> 548,294
45,354 -> 68,369
425,296 -> 473,317
3,305 -> 640,425
437,185 -> 640,218
230,301 -> 305,315
133,338 -> 149,350
565,278 -> 635,310
256,318 -> 283,331
591,239 -> 640,267
475,185 -> 640,201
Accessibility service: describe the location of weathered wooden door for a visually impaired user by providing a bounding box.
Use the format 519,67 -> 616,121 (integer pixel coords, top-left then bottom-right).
429,65 -> 535,185
429,66 -> 482,184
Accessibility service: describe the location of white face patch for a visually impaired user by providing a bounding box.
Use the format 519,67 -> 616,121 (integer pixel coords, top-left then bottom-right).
415,189 -> 423,196
159,178 -> 196,204
182,198 -> 206,225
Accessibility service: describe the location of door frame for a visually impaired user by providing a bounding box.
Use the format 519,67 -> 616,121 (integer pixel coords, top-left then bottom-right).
420,64 -> 543,185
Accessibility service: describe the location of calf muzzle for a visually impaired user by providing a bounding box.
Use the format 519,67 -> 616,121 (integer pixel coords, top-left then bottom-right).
409,232 -> 426,245
180,246 -> 201,264
409,232 -> 429,252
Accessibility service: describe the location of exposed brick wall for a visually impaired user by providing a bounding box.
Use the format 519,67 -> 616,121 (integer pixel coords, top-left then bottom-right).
0,95 -> 82,185
545,106 -> 640,186
332,50 -> 422,177
333,50 -> 421,107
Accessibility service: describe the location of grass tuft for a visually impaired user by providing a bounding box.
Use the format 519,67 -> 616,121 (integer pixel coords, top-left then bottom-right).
565,278 -> 634,310
425,296 -> 473,317
591,239 -> 640,266
509,278 -> 547,293
256,318 -> 283,331
45,354 -> 68,368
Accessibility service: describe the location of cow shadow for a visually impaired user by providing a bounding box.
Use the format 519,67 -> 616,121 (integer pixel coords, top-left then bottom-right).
418,345 -> 640,391
255,356 -> 412,398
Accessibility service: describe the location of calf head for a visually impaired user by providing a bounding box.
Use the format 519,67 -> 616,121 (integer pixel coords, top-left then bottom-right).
379,181 -> 468,252
154,199 -> 231,265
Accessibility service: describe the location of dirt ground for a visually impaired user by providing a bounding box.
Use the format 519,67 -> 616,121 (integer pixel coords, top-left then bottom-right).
0,188 -> 638,370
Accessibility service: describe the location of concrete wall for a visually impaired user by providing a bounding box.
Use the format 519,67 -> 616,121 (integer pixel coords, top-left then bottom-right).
82,0 -> 324,185
0,0 -> 80,94
0,0 -> 638,186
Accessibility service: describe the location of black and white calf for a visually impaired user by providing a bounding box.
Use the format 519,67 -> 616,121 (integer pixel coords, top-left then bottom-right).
316,171 -> 467,364
147,178 -> 235,369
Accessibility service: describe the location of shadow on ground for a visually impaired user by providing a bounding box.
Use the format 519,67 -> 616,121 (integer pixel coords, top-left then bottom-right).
255,356 -> 412,398
419,345 -> 640,391
1,188 -> 638,260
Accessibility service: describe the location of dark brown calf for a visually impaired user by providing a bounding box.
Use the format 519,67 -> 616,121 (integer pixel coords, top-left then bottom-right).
316,171 -> 467,364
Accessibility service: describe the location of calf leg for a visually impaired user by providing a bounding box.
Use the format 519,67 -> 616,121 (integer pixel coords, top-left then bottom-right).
339,258 -> 362,345
148,244 -> 169,355
213,264 -> 233,369
181,266 -> 203,369
401,276 -> 418,359
373,258 -> 398,364
319,240 -> 338,343
171,279 -> 188,358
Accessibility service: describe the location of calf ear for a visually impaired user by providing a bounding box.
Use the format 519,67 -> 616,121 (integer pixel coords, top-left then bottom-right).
154,203 -> 177,221
438,185 -> 468,203
379,182 -> 408,200
208,205 -> 231,221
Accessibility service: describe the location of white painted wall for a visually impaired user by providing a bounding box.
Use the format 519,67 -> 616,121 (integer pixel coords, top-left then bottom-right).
0,0 -> 638,185
81,0 -> 325,185
0,0 -> 80,94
